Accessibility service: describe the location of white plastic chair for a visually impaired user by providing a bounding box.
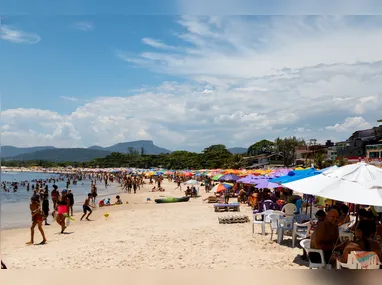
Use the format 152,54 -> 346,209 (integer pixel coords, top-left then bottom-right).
263,210 -> 284,234
277,216 -> 294,244
281,203 -> 297,217
300,239 -> 328,269
268,213 -> 285,241
252,210 -> 274,236
292,221 -> 311,248
336,251 -> 380,269
294,213 -> 311,224
339,231 -> 354,243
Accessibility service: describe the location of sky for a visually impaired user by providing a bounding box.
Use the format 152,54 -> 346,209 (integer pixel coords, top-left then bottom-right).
1,2 -> 382,152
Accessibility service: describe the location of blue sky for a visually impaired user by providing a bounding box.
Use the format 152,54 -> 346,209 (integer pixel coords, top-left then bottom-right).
1,5 -> 382,151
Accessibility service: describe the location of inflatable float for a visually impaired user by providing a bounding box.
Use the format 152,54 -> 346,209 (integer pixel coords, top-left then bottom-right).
154,196 -> 190,204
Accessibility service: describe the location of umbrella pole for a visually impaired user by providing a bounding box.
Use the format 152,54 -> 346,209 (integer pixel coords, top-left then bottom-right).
309,199 -> 313,218
355,204 -> 359,224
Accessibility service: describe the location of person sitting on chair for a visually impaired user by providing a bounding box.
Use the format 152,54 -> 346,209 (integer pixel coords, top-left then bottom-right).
336,219 -> 382,265
310,208 -> 339,264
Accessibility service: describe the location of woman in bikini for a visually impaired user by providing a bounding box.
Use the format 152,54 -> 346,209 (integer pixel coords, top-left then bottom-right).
27,195 -> 47,245
55,190 -> 70,233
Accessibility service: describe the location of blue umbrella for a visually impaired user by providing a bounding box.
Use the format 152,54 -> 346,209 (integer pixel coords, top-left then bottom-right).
269,168 -> 321,184
218,174 -> 241,181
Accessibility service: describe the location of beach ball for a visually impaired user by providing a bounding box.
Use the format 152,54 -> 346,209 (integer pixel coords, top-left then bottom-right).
104,213 -> 109,218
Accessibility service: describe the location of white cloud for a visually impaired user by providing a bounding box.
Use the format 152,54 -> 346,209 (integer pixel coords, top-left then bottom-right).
142,38 -> 175,50
2,16 -> 382,150
72,21 -> 94,31
0,25 -> 40,44
61,96 -> 79,102
118,16 -> 382,79
326,117 -> 372,132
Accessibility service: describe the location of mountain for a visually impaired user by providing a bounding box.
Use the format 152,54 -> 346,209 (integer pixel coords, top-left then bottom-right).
102,140 -> 171,155
88,145 -> 105,150
2,140 -> 171,162
1,146 -> 56,158
228,147 -> 248,154
7,148 -> 112,162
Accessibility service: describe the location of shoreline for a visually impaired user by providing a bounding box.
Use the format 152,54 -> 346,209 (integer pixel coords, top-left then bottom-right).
0,175 -> 125,230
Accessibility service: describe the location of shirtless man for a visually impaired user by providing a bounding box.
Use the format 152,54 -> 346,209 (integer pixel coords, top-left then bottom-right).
310,208 -> 340,264
80,193 -> 94,221
27,195 -> 47,245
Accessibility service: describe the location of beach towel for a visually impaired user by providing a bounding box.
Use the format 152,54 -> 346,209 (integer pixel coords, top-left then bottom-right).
352,252 -> 380,269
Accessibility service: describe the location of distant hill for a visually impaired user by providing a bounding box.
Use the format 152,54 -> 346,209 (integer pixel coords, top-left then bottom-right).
102,140 -> 171,155
88,145 -> 105,150
2,140 -> 171,162
1,146 -> 56,157
228,147 -> 247,154
7,148 -> 112,162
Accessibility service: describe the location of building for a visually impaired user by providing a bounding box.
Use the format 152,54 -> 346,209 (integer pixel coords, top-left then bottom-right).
326,146 -> 338,161
242,153 -> 284,168
366,143 -> 382,165
337,125 -> 382,158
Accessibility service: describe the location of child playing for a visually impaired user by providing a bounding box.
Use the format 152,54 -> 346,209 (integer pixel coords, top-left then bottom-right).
80,193 -> 94,221
115,195 -> 123,205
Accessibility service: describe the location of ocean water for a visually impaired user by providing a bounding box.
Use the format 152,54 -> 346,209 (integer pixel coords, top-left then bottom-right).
0,171 -> 122,229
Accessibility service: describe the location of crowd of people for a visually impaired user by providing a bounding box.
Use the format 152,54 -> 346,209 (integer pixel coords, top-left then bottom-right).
24,172 -> 128,244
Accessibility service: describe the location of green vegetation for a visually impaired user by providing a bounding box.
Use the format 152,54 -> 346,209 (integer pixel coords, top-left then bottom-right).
1,138 -> 315,169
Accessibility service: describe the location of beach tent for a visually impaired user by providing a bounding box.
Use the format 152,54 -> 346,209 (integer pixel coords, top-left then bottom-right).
282,162 -> 382,207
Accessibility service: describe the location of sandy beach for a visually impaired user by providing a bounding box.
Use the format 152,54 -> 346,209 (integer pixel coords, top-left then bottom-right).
1,179 -> 305,269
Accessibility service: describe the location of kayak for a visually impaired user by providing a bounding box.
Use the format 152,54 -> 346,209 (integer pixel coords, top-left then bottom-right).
155,197 -> 190,204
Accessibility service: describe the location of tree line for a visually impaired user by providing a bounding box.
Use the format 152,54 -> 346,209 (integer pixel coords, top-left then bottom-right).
2,136 -> 338,169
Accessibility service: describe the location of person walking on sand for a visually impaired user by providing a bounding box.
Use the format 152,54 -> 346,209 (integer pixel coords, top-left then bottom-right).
91,184 -> 98,206
27,195 -> 47,245
67,189 -> 74,216
175,177 -> 182,191
42,193 -> 50,226
80,193 -> 94,221
55,190 -> 70,234
51,185 -> 59,210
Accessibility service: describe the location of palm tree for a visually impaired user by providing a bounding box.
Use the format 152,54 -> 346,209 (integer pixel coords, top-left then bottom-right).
378,119 -> 382,123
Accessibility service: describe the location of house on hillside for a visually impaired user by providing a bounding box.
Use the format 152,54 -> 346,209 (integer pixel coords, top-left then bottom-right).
242,153 -> 284,168
338,125 -> 382,158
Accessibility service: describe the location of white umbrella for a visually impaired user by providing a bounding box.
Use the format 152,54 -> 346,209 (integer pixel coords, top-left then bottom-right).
323,162 -> 382,184
184,179 -> 199,185
283,162 -> 382,206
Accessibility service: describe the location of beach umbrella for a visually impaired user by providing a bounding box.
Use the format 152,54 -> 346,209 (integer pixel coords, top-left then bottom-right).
184,179 -> 199,185
212,174 -> 224,181
237,175 -> 280,189
269,168 -> 321,184
211,183 -> 233,193
253,179 -> 280,189
237,174 -> 258,184
218,174 -> 241,181
283,162 -> 382,206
